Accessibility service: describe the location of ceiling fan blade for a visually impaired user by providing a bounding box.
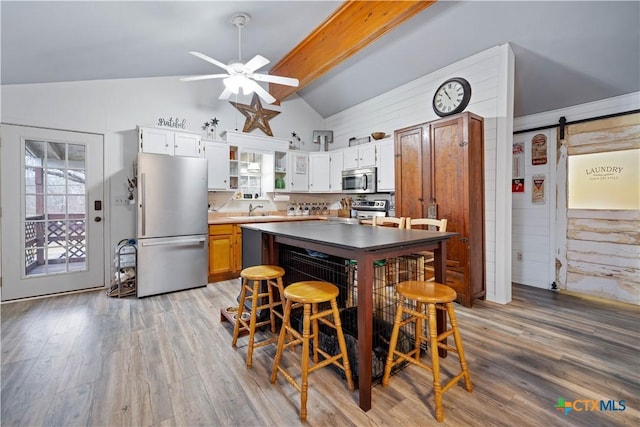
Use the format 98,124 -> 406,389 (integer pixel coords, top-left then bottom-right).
245,79 -> 276,104
218,87 -> 234,100
180,74 -> 228,82
244,55 -> 270,73
252,73 -> 299,87
188,51 -> 230,71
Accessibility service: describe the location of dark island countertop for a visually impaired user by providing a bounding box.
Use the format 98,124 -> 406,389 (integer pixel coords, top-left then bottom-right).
240,220 -> 458,251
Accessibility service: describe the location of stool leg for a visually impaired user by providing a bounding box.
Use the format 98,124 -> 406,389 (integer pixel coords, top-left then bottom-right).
446,302 -> 473,392
267,279 -> 276,333
331,299 -> 355,391
246,279 -> 261,369
414,301 -> 423,361
300,303 -> 311,421
427,303 -> 444,422
382,301 -> 404,387
311,303 -> 319,364
271,299 -> 292,384
232,278 -> 249,347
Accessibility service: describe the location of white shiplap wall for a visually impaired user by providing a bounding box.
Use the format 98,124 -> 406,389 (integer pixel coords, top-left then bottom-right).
511,129 -> 556,289
325,44 -> 515,304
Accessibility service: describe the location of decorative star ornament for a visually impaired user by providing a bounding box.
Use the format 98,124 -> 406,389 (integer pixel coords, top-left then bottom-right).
229,93 -> 281,136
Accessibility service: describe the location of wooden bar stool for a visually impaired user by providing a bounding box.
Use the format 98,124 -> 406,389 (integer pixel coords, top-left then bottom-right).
382,281 -> 472,422
232,265 -> 286,368
271,281 -> 355,421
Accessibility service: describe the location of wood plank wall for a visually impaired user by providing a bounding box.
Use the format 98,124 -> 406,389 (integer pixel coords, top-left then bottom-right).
562,113 -> 640,304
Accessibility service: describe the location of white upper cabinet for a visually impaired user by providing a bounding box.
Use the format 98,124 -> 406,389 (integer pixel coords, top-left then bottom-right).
329,150 -> 344,192
174,132 -> 202,157
287,152 -> 309,192
309,153 -> 330,192
205,141 -> 229,190
343,144 -> 376,170
138,126 -> 203,157
309,150 -> 344,193
376,139 -> 395,192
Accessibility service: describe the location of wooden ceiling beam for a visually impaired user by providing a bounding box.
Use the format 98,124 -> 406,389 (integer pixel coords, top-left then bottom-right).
268,0 -> 436,104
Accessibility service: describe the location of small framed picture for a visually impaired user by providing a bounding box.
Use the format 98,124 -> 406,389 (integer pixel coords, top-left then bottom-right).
295,154 -> 307,174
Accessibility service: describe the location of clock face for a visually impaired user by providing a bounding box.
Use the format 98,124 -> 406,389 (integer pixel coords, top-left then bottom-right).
433,78 -> 471,117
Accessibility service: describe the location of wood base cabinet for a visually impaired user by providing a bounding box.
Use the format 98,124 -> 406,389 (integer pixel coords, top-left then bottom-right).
208,224 -> 242,283
395,112 -> 485,307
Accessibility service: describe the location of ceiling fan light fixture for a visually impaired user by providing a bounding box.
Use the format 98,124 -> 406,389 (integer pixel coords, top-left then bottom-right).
182,11 -> 298,103
224,75 -> 254,96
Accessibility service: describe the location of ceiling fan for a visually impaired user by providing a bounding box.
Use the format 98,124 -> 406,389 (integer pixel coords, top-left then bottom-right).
180,13 -> 299,104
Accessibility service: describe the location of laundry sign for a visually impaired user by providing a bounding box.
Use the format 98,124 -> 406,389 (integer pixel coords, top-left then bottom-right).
568,149 -> 640,210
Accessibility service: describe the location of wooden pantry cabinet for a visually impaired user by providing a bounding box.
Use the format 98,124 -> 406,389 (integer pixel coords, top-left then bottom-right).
395,112 -> 485,307
208,224 -> 242,282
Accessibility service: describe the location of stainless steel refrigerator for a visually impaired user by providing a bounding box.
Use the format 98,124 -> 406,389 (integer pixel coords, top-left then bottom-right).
136,153 -> 208,297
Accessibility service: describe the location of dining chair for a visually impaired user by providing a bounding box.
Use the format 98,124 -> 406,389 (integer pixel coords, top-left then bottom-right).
403,218 -> 448,281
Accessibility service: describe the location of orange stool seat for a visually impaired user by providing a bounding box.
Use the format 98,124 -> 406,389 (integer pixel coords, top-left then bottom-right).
271,281 -> 354,421
382,281 -> 472,422
232,265 -> 286,368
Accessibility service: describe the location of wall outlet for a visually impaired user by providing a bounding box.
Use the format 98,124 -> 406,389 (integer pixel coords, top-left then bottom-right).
114,196 -> 130,206
516,251 -> 523,262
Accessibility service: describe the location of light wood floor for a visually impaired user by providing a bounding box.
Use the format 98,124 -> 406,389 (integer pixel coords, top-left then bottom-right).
1,281 -> 638,426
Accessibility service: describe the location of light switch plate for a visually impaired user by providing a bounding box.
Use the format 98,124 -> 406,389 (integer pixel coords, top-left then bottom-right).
114,196 -> 129,206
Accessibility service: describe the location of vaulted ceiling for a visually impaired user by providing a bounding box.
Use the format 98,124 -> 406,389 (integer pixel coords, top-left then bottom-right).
2,1 -> 638,118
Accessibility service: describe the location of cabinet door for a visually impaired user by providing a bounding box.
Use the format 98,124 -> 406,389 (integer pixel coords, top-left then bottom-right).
430,113 -> 485,307
140,127 -> 174,155
309,153 -> 331,192
376,140 -> 395,192
431,117 -> 467,272
329,151 -> 343,192
209,234 -> 234,275
343,146 -> 359,170
206,142 -> 229,190
395,124 -> 429,220
359,144 -> 377,167
288,152 -> 309,192
174,133 -> 202,157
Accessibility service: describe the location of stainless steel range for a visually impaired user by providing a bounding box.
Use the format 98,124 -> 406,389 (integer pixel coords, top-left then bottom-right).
351,199 -> 389,220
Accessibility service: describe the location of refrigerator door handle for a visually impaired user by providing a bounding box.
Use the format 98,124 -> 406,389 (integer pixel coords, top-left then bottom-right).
140,237 -> 206,247
140,173 -> 146,236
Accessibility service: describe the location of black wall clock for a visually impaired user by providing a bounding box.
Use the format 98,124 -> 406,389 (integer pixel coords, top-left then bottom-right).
432,77 -> 472,117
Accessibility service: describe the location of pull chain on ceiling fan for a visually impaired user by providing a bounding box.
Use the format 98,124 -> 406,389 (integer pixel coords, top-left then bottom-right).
180,13 -> 299,104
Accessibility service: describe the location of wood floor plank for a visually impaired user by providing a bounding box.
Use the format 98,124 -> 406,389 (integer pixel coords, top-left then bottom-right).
1,282 -> 638,426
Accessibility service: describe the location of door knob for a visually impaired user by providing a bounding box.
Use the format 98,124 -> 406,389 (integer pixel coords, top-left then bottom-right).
94,216 -> 102,222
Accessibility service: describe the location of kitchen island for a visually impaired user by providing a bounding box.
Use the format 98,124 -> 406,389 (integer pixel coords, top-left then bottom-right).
240,220 -> 457,412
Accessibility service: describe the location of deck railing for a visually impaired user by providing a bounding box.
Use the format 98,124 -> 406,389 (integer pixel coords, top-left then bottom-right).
25,214 -> 86,273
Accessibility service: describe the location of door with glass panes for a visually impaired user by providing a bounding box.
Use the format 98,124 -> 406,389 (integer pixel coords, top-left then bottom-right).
1,125 -> 105,300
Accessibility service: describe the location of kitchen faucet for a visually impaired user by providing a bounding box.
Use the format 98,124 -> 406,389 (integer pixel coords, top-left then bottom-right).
248,203 -> 264,216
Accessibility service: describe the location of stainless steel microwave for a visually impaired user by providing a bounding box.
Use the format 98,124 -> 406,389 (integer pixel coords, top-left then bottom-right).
342,167 -> 377,193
